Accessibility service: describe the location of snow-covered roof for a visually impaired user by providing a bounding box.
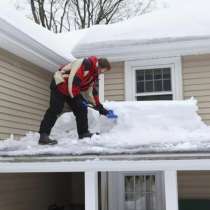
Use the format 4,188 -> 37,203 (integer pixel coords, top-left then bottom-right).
0,9 -> 70,59
0,6 -> 73,71
73,5 -> 210,47
1,1 -> 210,67
69,2 -> 210,59
1,99 -> 210,156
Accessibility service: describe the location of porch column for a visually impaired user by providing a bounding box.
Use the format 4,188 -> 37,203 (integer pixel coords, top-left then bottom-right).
85,171 -> 98,210
164,170 -> 179,210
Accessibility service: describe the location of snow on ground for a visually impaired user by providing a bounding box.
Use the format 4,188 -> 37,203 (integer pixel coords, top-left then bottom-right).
1,99 -> 210,156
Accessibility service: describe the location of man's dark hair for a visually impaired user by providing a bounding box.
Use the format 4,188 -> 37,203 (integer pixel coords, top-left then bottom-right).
98,58 -> 111,70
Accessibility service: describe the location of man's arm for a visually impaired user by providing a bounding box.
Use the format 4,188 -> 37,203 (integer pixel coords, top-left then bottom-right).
82,80 -> 108,115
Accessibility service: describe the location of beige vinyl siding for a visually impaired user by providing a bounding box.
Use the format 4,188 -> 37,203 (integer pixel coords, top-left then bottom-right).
0,48 -> 52,139
0,173 -> 72,210
178,171 -> 210,199
104,62 -> 125,101
182,54 -> 210,125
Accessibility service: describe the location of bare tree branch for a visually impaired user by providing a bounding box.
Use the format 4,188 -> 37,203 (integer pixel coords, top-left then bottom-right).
30,0 -> 40,24
28,0 -> 156,33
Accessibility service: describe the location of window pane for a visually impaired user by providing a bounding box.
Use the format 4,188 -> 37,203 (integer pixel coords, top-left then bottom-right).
163,68 -> 171,79
151,176 -> 156,192
135,176 -> 145,193
137,94 -> 173,101
136,193 -> 146,210
163,79 -> 171,91
125,193 -> 135,210
125,176 -> 135,192
145,193 -> 156,210
124,175 -> 161,210
146,176 -> 156,193
145,70 -> 153,80
136,82 -> 144,93
154,69 -> 162,80
145,81 -> 153,92
135,67 -> 172,101
154,80 -> 162,92
136,71 -> 144,81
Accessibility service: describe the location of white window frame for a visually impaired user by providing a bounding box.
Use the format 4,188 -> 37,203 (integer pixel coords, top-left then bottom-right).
124,57 -> 183,101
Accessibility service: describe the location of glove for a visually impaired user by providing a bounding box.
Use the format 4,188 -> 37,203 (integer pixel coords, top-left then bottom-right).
106,110 -> 118,119
97,104 -> 109,115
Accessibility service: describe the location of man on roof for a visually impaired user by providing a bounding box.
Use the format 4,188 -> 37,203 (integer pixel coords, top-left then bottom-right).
38,56 -> 117,145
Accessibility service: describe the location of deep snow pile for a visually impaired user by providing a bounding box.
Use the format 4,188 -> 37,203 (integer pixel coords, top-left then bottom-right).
1,99 -> 210,156
65,1 -> 210,51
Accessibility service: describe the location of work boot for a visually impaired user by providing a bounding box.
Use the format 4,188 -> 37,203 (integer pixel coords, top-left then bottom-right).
38,133 -> 58,145
79,132 -> 100,139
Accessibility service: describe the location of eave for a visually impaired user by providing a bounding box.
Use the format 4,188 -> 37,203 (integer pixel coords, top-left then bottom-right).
1,152 -> 210,172
72,36 -> 210,61
0,18 -> 69,72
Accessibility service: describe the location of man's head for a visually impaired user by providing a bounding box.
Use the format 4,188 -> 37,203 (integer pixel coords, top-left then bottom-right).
98,58 -> 111,74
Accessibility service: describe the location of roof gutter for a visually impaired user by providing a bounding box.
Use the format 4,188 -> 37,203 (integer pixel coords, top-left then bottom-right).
1,154 -> 210,172
0,18 -> 69,72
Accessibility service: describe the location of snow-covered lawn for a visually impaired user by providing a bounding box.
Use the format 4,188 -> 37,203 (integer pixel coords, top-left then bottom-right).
1,99 -> 210,156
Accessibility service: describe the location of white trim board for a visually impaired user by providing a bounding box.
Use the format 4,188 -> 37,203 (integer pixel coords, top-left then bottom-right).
164,170 -> 178,210
124,57 -> 183,101
1,159 -> 210,173
85,172 -> 99,210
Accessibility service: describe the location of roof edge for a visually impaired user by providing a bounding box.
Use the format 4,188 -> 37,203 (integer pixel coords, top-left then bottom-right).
1,152 -> 210,163
1,154 -> 210,172
0,18 -> 69,72
73,36 -> 210,61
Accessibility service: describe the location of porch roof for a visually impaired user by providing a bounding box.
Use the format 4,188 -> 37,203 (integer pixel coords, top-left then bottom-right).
1,100 -> 210,157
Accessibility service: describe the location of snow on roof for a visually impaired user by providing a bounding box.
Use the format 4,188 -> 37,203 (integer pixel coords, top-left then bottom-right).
1,1 -> 210,60
0,5 -> 74,60
1,99 -> 210,156
62,1 -> 210,52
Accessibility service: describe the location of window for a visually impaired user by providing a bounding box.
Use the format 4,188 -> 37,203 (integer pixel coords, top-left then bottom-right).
135,68 -> 173,101
125,58 -> 183,101
108,172 -> 165,210
124,175 -> 157,210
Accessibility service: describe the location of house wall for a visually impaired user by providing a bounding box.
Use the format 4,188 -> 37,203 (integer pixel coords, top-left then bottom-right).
0,48 -> 52,139
0,173 -> 72,210
104,62 -> 125,101
182,54 -> 210,125
178,171 -> 210,199
104,56 -> 210,126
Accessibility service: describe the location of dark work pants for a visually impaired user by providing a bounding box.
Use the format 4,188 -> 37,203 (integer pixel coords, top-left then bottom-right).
39,85 -> 88,136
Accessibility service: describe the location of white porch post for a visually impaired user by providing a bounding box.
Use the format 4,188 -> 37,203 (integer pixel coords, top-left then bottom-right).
99,74 -> 104,102
164,170 -> 179,210
85,171 -> 98,210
